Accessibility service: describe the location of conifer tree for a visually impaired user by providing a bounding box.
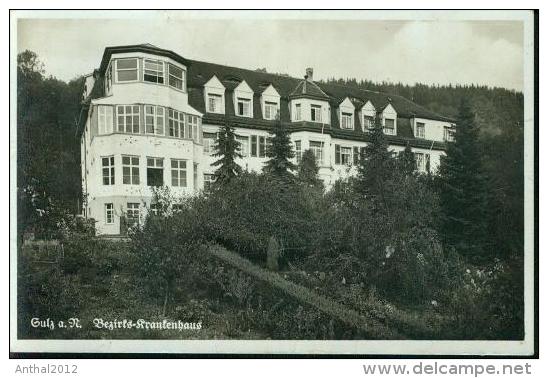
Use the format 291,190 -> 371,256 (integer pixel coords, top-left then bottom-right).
297,149 -> 324,190
211,120 -> 242,186
397,143 -> 416,176
355,113 -> 395,200
437,98 -> 489,261
263,118 -> 296,180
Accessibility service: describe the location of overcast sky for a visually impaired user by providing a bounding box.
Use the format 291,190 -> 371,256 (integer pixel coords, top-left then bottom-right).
17,16 -> 524,91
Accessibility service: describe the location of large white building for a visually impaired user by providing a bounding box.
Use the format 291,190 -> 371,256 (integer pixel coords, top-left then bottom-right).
79,44 -> 455,235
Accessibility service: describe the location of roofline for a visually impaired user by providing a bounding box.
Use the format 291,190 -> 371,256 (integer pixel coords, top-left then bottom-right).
98,44 -> 191,74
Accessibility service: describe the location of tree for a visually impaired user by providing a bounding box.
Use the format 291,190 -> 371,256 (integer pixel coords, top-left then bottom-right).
297,149 -> 324,190
397,143 -> 416,176
263,118 -> 296,180
211,120 -> 242,186
355,113 -> 395,204
437,98 -> 489,261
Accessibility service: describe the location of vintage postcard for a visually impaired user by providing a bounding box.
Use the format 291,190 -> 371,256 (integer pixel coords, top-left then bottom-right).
9,9 -> 537,356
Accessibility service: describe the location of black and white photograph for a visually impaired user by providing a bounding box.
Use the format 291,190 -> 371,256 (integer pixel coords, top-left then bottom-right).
9,9 -> 537,356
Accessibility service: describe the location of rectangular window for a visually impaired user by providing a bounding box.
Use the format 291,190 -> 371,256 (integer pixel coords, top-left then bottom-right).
295,141 -> 302,164
203,132 -> 217,155
98,105 -> 114,134
117,105 -> 140,134
168,64 -> 185,91
237,98 -> 251,117
335,145 -> 351,165
145,105 -> 164,135
295,103 -> 302,121
236,135 -> 249,157
204,174 -> 215,192
116,58 -> 138,82
171,159 -> 187,187
168,108 -> 185,138
146,157 -> 164,187
341,112 -> 353,129
188,115 -> 200,141
414,152 -> 431,173
264,101 -> 278,120
309,141 -> 324,165
102,156 -> 115,185
126,203 -> 140,227
122,155 -> 140,185
143,59 -> 164,84
384,118 -> 396,135
363,115 -> 374,131
311,105 -> 322,122
353,146 -> 360,165
416,122 -> 425,139
444,127 -> 455,142
208,94 -> 223,113
105,203 -> 114,224
259,136 -> 266,157
250,135 -> 266,157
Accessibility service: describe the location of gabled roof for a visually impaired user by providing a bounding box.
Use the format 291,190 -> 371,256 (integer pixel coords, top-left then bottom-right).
289,79 -> 330,100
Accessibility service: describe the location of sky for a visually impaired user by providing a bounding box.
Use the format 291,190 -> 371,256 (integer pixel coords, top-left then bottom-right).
16,14 -> 524,91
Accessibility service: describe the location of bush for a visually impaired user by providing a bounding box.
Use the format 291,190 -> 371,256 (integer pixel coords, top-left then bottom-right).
194,172 -> 323,264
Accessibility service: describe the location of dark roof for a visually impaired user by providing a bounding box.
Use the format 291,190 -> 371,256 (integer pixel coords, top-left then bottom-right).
82,44 -> 453,150
185,58 -> 454,123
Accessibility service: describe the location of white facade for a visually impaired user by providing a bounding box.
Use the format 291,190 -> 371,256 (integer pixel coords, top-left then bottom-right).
81,45 -> 453,235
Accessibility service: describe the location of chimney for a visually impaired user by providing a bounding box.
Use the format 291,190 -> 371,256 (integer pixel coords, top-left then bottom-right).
305,67 -> 314,82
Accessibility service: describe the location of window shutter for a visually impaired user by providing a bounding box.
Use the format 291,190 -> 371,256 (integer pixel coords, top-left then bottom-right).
335,144 -> 341,165
353,147 -> 359,165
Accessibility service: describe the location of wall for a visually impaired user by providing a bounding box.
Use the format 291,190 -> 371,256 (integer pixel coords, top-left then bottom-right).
412,117 -> 455,142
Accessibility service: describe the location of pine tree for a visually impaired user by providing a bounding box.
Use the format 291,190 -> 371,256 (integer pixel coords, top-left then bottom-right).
211,120 -> 242,186
263,118 -> 296,180
297,149 -> 324,190
397,143 -> 416,176
355,113 -> 395,200
437,98 -> 489,261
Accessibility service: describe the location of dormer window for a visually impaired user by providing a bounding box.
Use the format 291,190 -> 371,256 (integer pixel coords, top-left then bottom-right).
311,105 -> 322,122
116,58 -> 138,82
363,115 -> 374,130
416,122 -> 425,138
264,101 -> 278,120
444,127 -> 455,142
341,112 -> 353,129
237,98 -> 251,117
168,63 -> 185,91
384,118 -> 396,135
144,59 -> 164,84
208,94 -> 223,113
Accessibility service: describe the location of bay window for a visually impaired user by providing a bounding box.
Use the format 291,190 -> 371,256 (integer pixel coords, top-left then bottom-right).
98,105 -> 114,134
102,156 -> 115,185
122,156 -> 140,185
143,59 -> 164,84
168,108 -> 185,138
168,63 -> 185,91
146,157 -> 164,187
145,105 -> 164,135
116,58 -> 138,82
117,105 -> 140,134
295,103 -> 302,121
